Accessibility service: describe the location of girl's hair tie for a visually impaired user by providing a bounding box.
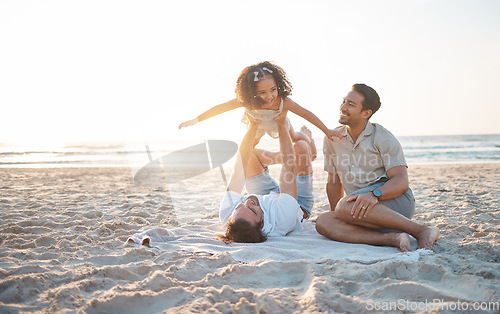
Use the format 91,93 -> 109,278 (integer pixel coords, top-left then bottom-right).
262,67 -> 273,73
253,72 -> 259,81
254,67 -> 273,82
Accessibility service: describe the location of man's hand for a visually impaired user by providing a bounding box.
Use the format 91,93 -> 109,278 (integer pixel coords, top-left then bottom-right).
245,112 -> 260,128
347,192 -> 378,219
274,109 -> 288,125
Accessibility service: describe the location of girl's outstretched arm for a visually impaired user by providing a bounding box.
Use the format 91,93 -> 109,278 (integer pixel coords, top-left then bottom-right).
178,99 -> 242,129
285,99 -> 342,141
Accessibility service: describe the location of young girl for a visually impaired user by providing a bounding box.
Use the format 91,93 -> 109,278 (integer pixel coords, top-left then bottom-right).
178,61 -> 341,158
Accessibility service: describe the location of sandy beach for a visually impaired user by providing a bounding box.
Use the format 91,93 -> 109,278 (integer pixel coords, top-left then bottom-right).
0,163 -> 499,313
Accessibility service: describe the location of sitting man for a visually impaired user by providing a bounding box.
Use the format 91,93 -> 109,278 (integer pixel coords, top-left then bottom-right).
316,84 -> 439,252
217,112 -> 315,243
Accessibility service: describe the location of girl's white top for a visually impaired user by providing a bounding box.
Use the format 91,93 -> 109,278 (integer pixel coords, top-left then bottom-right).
241,98 -> 290,139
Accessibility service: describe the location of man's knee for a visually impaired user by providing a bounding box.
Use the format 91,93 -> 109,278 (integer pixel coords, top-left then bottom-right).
315,212 -> 332,236
332,197 -> 353,219
293,140 -> 309,156
316,212 -> 341,238
293,140 -> 311,169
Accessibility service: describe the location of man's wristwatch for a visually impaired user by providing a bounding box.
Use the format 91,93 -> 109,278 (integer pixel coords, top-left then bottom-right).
372,188 -> 382,199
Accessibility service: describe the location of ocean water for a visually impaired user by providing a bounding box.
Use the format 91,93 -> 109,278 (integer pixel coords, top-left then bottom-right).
397,134 -> 500,164
0,134 -> 499,168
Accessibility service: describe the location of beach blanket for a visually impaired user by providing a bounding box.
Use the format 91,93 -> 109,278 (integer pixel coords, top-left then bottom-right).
126,220 -> 432,264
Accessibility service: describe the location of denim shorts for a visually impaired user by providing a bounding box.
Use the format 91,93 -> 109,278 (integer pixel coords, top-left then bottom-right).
351,181 -> 415,219
245,168 -> 314,219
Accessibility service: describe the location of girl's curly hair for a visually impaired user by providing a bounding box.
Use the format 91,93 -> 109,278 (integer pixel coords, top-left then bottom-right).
235,61 -> 292,109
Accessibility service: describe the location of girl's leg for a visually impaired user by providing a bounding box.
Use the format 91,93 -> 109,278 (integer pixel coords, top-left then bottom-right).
248,125 -> 317,177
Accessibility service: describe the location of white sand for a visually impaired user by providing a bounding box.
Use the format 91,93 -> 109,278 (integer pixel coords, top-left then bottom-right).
0,164 -> 499,313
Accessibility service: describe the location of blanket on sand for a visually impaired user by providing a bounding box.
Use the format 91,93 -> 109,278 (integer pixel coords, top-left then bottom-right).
126,220 -> 432,264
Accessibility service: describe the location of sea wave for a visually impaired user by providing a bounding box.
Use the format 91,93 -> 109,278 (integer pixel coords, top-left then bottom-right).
1,134 -> 499,167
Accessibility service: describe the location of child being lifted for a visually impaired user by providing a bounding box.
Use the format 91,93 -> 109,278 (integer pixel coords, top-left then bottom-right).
178,61 -> 341,160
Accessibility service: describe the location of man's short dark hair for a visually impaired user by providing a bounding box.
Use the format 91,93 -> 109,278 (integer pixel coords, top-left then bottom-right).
352,83 -> 381,118
216,218 -> 267,243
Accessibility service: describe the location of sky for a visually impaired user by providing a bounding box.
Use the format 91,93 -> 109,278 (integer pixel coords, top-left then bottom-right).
1,0 -> 499,149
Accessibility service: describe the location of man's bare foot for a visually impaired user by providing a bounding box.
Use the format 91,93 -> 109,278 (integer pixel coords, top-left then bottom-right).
393,233 -> 412,252
300,125 -> 312,138
416,226 -> 440,250
300,126 -> 317,161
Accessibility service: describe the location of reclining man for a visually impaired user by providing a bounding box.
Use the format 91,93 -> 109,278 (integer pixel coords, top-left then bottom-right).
217,112 -> 314,243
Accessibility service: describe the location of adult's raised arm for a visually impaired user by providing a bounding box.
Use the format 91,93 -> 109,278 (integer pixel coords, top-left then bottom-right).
275,110 -> 297,199
225,113 -> 259,193
326,172 -> 344,211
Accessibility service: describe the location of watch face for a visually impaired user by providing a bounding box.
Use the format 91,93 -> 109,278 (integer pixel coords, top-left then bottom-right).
373,189 -> 382,197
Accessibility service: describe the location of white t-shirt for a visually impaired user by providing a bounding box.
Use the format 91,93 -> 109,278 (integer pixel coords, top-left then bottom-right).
219,191 -> 303,237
